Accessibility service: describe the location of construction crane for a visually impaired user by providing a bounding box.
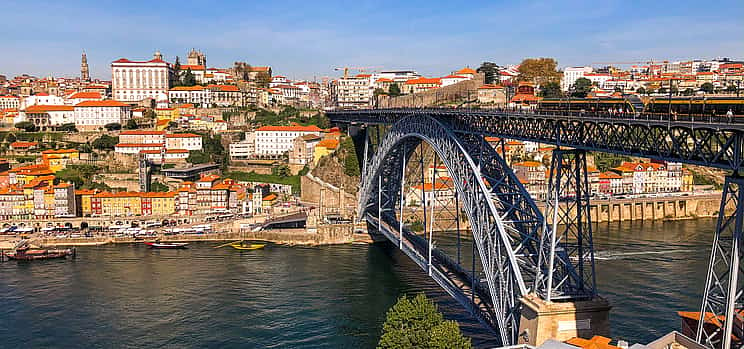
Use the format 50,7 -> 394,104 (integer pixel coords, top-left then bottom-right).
590,60 -> 669,66
333,66 -> 383,78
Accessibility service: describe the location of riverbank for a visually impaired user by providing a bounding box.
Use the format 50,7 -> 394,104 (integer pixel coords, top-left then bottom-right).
0,223 -> 361,249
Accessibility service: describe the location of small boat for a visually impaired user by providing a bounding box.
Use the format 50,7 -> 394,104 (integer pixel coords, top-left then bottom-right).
4,242 -> 75,261
144,241 -> 189,249
229,241 -> 267,250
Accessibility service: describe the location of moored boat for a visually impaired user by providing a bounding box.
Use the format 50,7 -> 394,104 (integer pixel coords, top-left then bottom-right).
229,241 -> 267,250
4,243 -> 75,261
144,241 -> 189,249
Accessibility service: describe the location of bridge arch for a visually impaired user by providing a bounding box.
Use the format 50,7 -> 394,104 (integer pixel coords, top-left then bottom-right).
358,114 -> 546,344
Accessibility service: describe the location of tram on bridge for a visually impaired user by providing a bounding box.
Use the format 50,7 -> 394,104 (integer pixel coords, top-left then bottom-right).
537,96 -> 744,118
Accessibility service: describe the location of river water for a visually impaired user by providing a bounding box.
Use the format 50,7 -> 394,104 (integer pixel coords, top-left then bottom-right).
0,219 -> 716,348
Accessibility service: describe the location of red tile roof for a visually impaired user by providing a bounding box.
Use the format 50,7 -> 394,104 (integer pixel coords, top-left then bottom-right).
67,91 -> 101,99
120,130 -> 166,135
75,100 -> 128,107
256,125 -> 323,132
25,105 -> 74,112
166,133 -> 201,138
405,77 -> 442,85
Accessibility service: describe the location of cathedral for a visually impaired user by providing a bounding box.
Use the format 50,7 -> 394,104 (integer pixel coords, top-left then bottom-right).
187,48 -> 206,66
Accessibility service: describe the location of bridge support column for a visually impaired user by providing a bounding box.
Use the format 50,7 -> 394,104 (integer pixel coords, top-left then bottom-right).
696,175 -> 744,348
526,149 -> 610,346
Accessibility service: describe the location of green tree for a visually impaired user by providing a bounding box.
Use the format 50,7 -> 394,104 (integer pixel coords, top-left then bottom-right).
388,83 -> 402,97
272,164 -> 291,177
340,137 -> 360,177
538,81 -> 563,98
373,88 -> 386,97
5,133 -> 16,143
182,68 -> 197,86
571,77 -> 593,98
377,293 -> 471,349
683,88 -> 694,96
58,123 -> 78,132
92,134 -> 118,150
172,56 -> 182,87
727,84 -> 738,93
187,150 -> 211,164
14,121 -> 36,132
700,82 -> 715,94
517,58 -> 561,86
144,109 -> 157,119
79,143 -> 93,153
636,87 -> 646,95
151,180 -> 169,192
125,119 -> 138,130
104,122 -> 121,131
477,62 -> 501,84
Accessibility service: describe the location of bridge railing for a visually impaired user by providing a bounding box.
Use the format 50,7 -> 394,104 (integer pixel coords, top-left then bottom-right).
332,106 -> 744,126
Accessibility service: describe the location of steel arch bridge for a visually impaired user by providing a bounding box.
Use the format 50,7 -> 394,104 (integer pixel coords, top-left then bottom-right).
330,108 -> 744,348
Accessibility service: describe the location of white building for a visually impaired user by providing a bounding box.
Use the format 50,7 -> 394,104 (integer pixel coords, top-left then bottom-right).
23,94 -> 64,108
229,139 -> 255,160
111,51 -> 172,102
73,100 -> 131,130
334,75 -> 372,109
23,105 -> 74,129
165,133 -> 203,151
66,91 -> 102,106
561,66 -> 593,91
119,130 -> 166,144
114,143 -> 164,154
440,75 -> 470,87
0,96 -> 20,110
254,125 -> 324,157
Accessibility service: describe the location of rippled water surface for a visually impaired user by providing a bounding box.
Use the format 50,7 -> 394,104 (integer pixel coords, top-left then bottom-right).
0,219 -> 717,348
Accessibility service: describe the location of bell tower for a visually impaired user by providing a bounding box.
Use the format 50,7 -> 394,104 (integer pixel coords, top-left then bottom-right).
81,51 -> 90,82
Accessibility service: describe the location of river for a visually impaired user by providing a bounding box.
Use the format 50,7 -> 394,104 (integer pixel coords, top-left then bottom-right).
0,219 -> 716,348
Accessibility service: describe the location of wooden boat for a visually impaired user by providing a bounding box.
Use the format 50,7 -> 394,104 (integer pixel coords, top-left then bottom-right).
4,248 -> 74,261
144,241 -> 189,249
229,241 -> 267,250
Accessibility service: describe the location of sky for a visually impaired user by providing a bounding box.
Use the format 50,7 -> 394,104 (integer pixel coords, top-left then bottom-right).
1,0 -> 742,81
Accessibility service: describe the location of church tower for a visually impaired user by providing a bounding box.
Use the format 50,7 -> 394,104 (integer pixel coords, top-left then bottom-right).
81,51 -> 90,82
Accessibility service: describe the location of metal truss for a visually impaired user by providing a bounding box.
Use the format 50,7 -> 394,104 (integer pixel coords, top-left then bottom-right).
329,109 -> 744,171
537,149 -> 596,301
698,175 -> 744,349
357,114 -> 546,345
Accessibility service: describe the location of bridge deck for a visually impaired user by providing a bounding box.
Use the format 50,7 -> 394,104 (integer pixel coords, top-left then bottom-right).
329,108 -> 744,171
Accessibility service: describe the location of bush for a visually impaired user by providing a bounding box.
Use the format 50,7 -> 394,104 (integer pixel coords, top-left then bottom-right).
378,293 -> 471,349
187,150 -> 211,164
92,135 -> 119,150
104,123 -> 122,131
58,123 -> 78,132
15,121 -> 36,132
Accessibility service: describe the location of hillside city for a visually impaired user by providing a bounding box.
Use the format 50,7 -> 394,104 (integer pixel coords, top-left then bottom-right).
0,50 -> 740,222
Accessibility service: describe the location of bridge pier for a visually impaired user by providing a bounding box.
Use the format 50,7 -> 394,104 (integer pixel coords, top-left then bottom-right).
527,148 -> 610,346
696,175 -> 744,348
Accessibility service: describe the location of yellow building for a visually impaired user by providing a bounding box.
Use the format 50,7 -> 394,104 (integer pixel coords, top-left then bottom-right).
313,139 -> 339,165
75,189 -> 98,216
41,149 -> 80,172
9,164 -> 54,186
143,192 -> 176,215
155,107 -> 179,121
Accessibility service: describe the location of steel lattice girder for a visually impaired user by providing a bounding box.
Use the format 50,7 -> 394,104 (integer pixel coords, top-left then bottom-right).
537,149 -> 597,301
328,109 -> 744,171
358,114 -> 547,345
698,175 -> 744,349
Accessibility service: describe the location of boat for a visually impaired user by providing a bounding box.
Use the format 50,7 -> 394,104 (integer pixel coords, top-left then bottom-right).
144,241 -> 189,249
229,241 -> 267,250
4,241 -> 75,261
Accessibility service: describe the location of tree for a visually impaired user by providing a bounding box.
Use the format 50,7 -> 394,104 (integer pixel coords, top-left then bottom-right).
538,81 -> 563,98
14,121 -> 36,132
272,164 -> 291,177
700,82 -> 715,94
104,122 -> 121,131
388,83 -> 402,97
517,58 -> 561,86
340,137 -> 360,177
125,119 -> 139,130
172,56 -> 181,87
636,87 -> 646,95
727,84 -> 738,93
683,88 -> 695,96
477,62 -> 501,84
151,181 -> 169,192
187,150 -> 211,164
571,78 -> 593,98
144,109 -> 157,119
182,68 -> 197,86
92,135 -> 118,150
377,293 -> 471,349
5,133 -> 16,143
79,143 -> 92,153
58,123 -> 78,132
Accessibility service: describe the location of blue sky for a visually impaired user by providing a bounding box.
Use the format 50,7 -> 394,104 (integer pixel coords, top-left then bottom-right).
1,0 -> 742,81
